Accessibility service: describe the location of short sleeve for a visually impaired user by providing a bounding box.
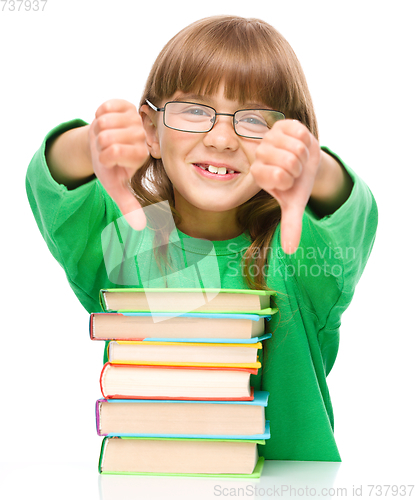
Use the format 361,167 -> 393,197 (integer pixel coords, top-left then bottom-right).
273,146 -> 378,331
25,120 -> 125,311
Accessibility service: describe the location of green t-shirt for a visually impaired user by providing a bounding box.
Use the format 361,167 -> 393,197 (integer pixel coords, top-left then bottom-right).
26,120 -> 378,462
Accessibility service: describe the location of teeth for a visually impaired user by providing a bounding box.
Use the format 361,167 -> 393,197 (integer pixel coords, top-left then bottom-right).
197,164 -> 236,175
207,165 -> 231,175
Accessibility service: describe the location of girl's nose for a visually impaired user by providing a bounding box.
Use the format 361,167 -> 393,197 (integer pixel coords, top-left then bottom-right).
203,115 -> 239,151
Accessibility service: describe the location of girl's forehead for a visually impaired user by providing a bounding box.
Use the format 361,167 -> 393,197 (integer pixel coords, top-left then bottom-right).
169,86 -> 269,110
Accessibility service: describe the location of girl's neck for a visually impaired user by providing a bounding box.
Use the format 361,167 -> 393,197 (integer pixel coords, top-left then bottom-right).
175,204 -> 243,241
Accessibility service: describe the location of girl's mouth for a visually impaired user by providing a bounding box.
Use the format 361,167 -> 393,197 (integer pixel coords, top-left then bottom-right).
193,163 -> 240,180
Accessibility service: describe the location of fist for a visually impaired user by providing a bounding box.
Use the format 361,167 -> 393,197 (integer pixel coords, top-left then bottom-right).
250,120 -> 322,254
89,99 -> 149,229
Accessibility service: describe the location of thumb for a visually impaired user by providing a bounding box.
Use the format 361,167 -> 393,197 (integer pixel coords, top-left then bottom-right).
89,120 -> 147,231
279,202 -> 304,255
108,180 -> 147,231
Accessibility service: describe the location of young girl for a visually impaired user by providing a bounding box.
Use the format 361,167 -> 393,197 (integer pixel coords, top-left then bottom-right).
26,15 -> 377,462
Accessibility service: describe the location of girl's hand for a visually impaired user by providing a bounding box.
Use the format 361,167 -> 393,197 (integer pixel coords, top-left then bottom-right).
89,99 -> 149,230
250,120 -> 322,254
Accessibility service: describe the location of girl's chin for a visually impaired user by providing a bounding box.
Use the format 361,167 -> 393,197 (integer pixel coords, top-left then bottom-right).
172,185 -> 259,214
184,199 -> 240,213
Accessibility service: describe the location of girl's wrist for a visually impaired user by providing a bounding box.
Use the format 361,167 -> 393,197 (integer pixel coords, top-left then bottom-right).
82,124 -> 93,168
309,150 -> 353,216
46,125 -> 95,188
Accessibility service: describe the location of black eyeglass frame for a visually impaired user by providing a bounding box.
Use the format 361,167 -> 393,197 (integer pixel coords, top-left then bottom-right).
145,99 -> 285,140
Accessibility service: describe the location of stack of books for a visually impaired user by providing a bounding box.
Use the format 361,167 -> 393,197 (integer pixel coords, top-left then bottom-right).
90,288 -> 277,478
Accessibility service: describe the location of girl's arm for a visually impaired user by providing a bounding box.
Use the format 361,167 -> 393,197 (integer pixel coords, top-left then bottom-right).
308,151 -> 353,218
46,99 -> 149,230
46,124 -> 94,188
27,110 -> 151,312
88,99 -> 149,230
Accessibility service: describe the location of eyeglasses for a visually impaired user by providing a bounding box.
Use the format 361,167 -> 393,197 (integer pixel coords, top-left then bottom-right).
145,100 -> 285,140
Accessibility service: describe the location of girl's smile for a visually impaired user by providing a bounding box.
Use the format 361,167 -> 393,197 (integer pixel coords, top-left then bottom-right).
193,163 -> 240,180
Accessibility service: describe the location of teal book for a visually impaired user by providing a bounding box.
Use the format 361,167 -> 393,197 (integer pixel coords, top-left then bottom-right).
96,391 -> 270,439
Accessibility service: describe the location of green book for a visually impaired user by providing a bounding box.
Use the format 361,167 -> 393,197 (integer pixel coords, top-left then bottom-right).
100,288 -> 277,315
99,436 -> 265,477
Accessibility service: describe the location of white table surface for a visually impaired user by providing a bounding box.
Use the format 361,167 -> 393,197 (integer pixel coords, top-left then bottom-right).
1,457 -> 414,500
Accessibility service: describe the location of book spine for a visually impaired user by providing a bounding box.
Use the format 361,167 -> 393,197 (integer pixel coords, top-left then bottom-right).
90,313 -> 127,340
100,364 -> 108,398
99,290 -> 107,312
96,399 -> 106,436
98,436 -> 110,473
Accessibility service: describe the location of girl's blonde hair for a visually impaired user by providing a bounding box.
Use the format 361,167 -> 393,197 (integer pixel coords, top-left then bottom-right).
130,15 -> 318,290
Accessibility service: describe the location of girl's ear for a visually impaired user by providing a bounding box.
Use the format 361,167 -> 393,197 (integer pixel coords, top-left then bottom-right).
140,104 -> 161,159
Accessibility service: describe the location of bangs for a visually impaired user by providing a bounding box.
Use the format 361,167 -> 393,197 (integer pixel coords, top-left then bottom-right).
142,16 -> 318,137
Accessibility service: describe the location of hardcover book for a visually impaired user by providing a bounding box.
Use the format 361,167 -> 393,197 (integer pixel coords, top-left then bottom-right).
99,288 -> 277,314
99,436 -> 265,476
96,391 -> 270,438
100,363 -> 257,400
106,340 -> 262,368
90,311 -> 272,341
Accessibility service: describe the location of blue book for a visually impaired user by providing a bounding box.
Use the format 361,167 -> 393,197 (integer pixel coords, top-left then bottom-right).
96,391 -> 270,439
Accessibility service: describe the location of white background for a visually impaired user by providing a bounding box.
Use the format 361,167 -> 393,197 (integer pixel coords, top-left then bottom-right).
1,1 -> 415,499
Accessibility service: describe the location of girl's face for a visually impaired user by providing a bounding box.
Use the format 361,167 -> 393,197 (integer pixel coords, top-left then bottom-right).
143,86 -> 263,216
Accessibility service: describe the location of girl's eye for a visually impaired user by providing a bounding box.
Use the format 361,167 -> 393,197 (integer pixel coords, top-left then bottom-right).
183,106 -> 210,116
239,115 -> 268,126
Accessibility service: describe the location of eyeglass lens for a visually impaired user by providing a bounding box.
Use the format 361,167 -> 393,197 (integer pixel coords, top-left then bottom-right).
164,102 -> 284,138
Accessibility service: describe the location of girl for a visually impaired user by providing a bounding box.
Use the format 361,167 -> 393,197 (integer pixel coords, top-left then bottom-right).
26,16 -> 378,461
